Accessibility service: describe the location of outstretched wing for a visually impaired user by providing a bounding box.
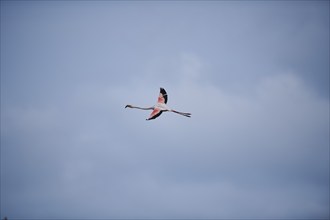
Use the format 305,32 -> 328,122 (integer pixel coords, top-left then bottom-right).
157,87 -> 168,104
147,108 -> 163,120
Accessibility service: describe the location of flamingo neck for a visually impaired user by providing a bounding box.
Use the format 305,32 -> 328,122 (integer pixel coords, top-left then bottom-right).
132,106 -> 154,110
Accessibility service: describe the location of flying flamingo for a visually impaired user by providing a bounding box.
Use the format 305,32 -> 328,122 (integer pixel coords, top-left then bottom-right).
125,87 -> 191,120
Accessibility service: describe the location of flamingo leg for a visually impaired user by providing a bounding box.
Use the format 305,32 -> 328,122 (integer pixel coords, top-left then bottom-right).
171,110 -> 191,117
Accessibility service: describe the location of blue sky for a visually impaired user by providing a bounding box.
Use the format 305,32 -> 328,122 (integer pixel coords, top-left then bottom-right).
1,1 -> 329,219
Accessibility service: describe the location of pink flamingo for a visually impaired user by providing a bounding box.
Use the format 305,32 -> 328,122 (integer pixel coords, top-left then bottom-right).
125,87 -> 191,120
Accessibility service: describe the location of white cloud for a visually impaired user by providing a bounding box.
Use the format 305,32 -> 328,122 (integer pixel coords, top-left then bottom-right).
2,50 -> 328,218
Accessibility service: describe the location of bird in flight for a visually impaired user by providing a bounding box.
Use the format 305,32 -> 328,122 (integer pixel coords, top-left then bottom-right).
125,87 -> 191,120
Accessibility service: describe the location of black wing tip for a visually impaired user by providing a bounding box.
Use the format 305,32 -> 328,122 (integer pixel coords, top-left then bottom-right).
147,111 -> 163,121
160,87 -> 166,94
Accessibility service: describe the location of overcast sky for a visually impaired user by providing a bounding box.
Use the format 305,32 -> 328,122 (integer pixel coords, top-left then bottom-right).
1,1 -> 329,219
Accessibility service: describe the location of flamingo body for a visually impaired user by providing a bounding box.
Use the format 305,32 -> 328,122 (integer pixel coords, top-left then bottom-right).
125,87 -> 191,120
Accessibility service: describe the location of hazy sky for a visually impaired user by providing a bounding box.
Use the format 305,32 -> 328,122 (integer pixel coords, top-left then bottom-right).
1,1 -> 329,219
